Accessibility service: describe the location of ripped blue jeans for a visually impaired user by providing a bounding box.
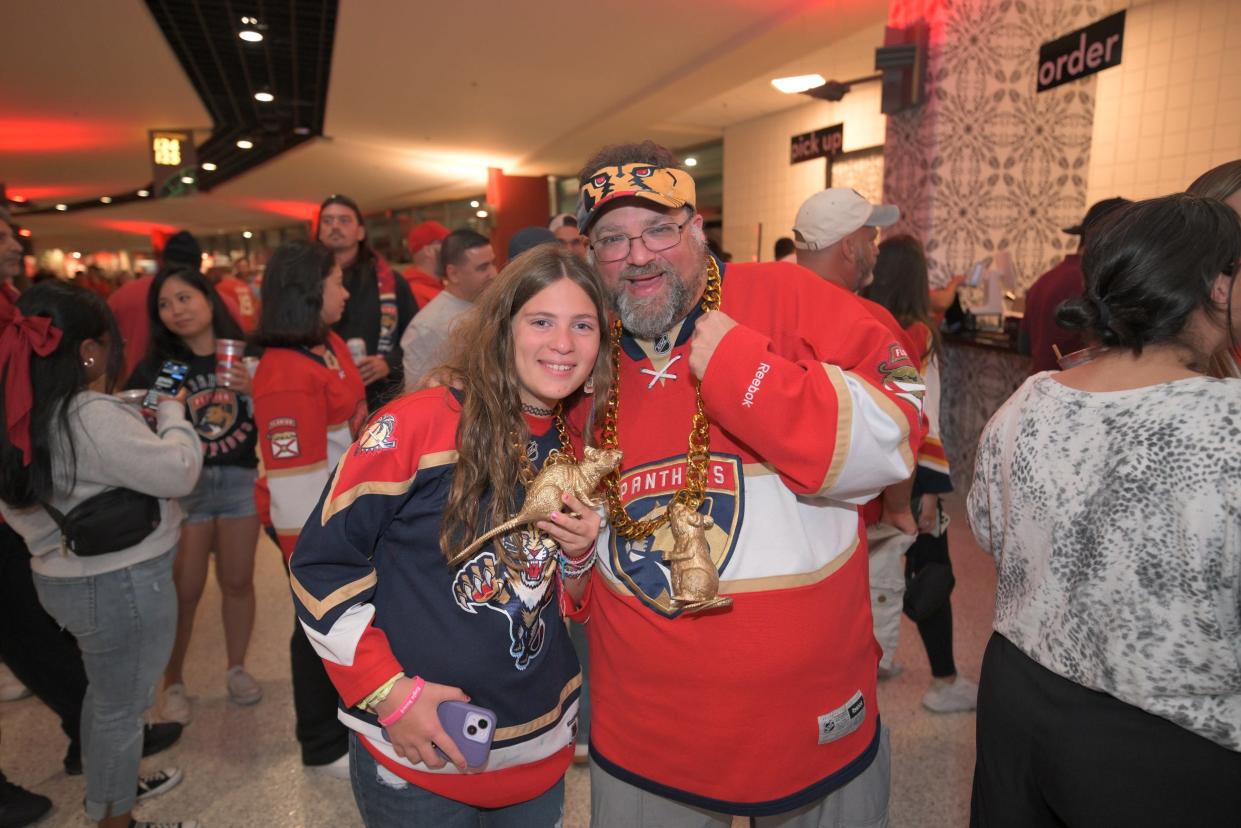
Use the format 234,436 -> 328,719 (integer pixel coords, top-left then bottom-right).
348,732 -> 565,827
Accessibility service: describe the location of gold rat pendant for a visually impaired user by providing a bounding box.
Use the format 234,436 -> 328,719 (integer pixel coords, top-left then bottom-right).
452,446 -> 622,568
664,501 -> 732,613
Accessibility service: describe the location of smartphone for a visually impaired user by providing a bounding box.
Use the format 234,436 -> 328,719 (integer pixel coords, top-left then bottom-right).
965,257 -> 992,288
142,359 -> 190,410
434,700 -> 496,769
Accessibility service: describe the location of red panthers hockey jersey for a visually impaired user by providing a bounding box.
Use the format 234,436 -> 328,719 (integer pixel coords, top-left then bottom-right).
253,332 -> 367,559
568,260 -> 924,815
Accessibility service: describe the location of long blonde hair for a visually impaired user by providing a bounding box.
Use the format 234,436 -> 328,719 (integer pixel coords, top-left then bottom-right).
436,244 -> 611,563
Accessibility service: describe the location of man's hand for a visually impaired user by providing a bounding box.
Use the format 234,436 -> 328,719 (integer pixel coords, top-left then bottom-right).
880,478 -> 917,535
374,678 -> 471,771
358,355 -> 391,386
689,311 -> 738,379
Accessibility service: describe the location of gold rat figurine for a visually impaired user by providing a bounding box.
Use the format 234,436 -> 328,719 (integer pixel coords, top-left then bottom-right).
665,501 -> 732,612
452,446 -> 622,566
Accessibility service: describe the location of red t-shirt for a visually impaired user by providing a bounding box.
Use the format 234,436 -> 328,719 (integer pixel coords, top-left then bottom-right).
216,277 -> 260,333
402,265 -> 442,309
1020,254 -> 1086,373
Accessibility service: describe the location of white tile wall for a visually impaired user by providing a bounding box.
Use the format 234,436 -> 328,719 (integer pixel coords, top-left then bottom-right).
1087,0 -> 1241,203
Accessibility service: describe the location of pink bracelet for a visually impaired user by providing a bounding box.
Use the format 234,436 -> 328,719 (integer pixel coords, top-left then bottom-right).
377,676 -> 425,727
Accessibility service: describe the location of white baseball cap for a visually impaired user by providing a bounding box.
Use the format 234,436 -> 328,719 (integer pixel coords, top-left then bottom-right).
792,188 -> 900,251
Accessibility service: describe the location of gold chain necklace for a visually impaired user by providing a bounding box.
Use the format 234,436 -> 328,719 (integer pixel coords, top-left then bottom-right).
516,408 -> 574,486
600,257 -> 721,540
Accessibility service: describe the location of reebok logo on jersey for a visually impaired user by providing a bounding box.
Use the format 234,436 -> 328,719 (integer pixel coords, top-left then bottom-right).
817,690 -> 866,745
741,362 -> 771,408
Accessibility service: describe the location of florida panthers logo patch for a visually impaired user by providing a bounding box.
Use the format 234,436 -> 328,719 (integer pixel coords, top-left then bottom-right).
451,530 -> 558,670
605,454 -> 744,618
356,414 -> 397,454
877,343 -> 925,415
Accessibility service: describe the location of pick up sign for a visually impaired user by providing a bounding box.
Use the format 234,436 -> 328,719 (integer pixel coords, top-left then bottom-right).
1037,11 -> 1126,93
790,124 -> 844,165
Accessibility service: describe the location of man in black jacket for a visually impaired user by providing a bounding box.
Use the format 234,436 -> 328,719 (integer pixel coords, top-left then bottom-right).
317,194 -> 417,411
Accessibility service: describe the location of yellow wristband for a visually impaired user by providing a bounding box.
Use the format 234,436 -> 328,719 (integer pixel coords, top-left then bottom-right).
358,672 -> 405,712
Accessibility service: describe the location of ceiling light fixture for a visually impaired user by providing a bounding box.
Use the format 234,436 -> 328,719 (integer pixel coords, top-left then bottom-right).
254,91 -> 274,103
236,139 -> 254,149
476,210 -> 489,218
202,162 -> 217,171
469,200 -> 480,208
771,74 -> 827,94
72,251 -> 82,259
239,28 -> 263,42
180,176 -> 194,184
684,157 -> 698,167
137,189 -> 150,197
100,196 -> 113,204
242,230 -> 253,239
55,203 -> 67,211
9,195 -> 26,204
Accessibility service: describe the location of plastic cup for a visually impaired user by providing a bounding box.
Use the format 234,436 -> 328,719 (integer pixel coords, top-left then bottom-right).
216,338 -> 246,387
346,337 -> 367,366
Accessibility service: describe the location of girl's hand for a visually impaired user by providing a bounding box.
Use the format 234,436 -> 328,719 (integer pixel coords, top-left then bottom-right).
536,492 -> 603,560
224,362 -> 253,395
375,678 -> 471,770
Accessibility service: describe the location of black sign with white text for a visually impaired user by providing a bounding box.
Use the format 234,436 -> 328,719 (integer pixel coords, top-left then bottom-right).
1037,11 -> 1125,93
790,124 -> 844,165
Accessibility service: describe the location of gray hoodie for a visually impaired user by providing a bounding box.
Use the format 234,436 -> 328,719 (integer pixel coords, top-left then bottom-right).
0,391 -> 202,578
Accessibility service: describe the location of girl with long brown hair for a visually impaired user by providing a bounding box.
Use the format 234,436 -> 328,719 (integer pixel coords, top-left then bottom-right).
290,243 -> 608,825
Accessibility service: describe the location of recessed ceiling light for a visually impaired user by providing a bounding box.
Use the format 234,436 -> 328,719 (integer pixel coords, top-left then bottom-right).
72,251 -> 82,259
236,139 -> 254,149
55,203 -> 67,211
242,230 -> 253,239
469,200 -> 480,208
254,91 -> 274,103
180,176 -> 195,184
202,162 -> 218,171
684,157 -> 698,167
137,189 -> 150,197
100,196 -> 113,204
771,74 -> 827,94
239,29 -> 263,42
476,210 -> 489,218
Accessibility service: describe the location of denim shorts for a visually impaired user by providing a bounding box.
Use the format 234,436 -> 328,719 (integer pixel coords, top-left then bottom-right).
180,464 -> 257,524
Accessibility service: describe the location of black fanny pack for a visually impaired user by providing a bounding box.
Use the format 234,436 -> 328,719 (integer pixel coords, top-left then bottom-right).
42,488 -> 162,557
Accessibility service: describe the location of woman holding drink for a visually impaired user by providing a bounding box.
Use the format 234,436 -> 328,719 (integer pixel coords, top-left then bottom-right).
128,265 -> 263,723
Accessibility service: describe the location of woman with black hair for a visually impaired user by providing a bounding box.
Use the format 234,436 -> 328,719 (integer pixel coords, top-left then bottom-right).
865,235 -> 976,714
127,266 -> 262,724
252,240 -> 365,777
968,194 -> 1241,826
0,281 -> 201,828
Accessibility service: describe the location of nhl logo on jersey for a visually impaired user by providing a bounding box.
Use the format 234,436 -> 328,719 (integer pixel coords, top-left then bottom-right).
356,413 -> 397,454
606,453 -> 744,618
267,417 -> 300,459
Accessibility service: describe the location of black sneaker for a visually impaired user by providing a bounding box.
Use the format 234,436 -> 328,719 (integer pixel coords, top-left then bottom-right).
142,722 -> 183,758
65,723 -> 181,777
131,821 -> 199,828
135,768 -> 183,803
0,776 -> 52,828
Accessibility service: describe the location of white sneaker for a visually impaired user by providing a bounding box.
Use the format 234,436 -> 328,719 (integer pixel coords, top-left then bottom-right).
308,752 -> 349,780
136,767 -> 183,802
922,676 -> 979,713
162,684 -> 192,724
226,666 -> 263,706
0,662 -> 31,702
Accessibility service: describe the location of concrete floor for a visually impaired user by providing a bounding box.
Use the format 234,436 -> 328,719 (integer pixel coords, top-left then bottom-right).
0,495 -> 994,827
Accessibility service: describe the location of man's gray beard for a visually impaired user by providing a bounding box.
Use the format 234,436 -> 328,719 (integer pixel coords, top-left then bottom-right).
613,265 -> 695,341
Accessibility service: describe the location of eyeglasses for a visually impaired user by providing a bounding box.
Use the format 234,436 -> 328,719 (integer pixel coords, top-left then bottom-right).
590,222 -> 687,263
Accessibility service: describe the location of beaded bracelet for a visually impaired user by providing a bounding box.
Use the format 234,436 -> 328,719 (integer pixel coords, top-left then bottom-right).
377,675 -> 426,727
558,545 -> 598,579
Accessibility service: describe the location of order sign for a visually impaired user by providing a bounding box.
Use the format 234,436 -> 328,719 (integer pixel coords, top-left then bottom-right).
1037,11 -> 1125,93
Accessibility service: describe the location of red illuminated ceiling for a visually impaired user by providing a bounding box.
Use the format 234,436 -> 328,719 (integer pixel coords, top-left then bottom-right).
0,117 -> 134,153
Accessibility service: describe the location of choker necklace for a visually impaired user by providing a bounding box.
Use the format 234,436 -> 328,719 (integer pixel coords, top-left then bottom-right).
521,403 -> 555,417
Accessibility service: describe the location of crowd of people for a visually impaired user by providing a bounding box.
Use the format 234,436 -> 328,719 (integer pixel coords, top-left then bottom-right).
0,147 -> 1237,828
